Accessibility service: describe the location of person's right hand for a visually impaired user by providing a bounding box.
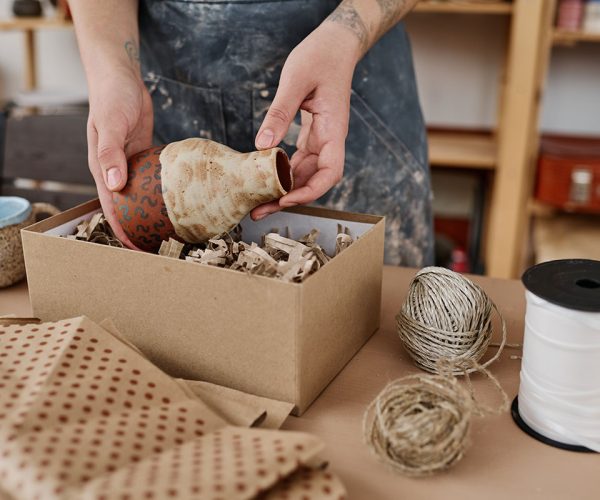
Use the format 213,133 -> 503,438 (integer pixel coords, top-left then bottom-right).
86,67 -> 153,249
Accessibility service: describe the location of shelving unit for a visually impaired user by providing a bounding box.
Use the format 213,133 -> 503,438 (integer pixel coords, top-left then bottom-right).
533,13 -> 600,261
0,16 -> 73,91
428,131 -> 496,169
0,17 -> 71,30
412,0 -> 556,278
414,1 -> 513,14
414,1 -> 511,176
553,29 -> 600,45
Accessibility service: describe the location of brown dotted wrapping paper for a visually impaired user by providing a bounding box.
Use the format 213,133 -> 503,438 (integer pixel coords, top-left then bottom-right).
0,316 -> 346,499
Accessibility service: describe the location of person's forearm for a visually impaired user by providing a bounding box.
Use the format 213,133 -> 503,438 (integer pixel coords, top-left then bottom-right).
69,0 -> 141,91
325,0 -> 418,59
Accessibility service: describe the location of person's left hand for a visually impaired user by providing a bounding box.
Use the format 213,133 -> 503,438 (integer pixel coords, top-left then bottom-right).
251,21 -> 362,220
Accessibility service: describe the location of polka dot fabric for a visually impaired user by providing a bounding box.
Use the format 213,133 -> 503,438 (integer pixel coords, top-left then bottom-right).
80,427 -> 327,499
0,317 -> 346,499
264,468 -> 347,500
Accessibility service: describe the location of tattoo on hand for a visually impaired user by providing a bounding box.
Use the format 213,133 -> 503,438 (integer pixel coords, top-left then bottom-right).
327,0 -> 369,54
124,39 -> 140,66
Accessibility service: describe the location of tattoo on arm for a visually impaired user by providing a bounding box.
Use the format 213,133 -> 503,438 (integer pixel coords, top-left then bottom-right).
326,0 -> 369,54
327,0 -> 413,55
376,0 -> 401,17
376,0 -> 410,37
124,39 -> 140,66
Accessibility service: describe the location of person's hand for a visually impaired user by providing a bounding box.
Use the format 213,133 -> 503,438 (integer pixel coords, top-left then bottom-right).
251,21 -> 362,220
86,66 -> 153,249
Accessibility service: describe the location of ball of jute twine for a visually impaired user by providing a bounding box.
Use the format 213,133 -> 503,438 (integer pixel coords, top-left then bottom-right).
363,267 -> 510,476
363,359 -> 509,477
396,266 -> 507,375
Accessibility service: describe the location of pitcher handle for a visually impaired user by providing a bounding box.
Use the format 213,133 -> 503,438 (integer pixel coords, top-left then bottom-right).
31,203 -> 60,221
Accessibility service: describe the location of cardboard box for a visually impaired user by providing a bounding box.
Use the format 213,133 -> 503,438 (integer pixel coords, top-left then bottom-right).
22,199 -> 384,414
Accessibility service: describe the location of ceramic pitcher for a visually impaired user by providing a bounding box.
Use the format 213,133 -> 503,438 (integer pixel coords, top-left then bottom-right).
113,138 -> 293,252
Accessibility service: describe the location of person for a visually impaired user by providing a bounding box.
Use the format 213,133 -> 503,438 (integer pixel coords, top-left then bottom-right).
69,0 -> 433,266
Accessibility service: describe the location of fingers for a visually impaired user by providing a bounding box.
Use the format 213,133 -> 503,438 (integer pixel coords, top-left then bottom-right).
295,110 -> 313,151
250,201 -> 281,221
95,120 -> 128,192
290,152 -> 319,190
290,148 -> 310,169
281,139 -> 344,206
251,151 -> 321,220
87,120 -> 139,251
255,71 -> 311,150
97,183 -> 141,251
254,118 -> 344,221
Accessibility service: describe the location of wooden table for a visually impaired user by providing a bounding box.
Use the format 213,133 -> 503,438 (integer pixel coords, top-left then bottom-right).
0,267 -> 597,499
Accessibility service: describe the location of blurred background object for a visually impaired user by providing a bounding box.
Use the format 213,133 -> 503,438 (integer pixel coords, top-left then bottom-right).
1,101 -> 94,210
0,0 -> 91,209
556,0 -> 585,31
532,212 -> 600,262
555,0 -> 600,32
536,135 -> 600,213
530,135 -> 600,265
407,0 -> 599,277
0,196 -> 59,287
584,0 -> 600,32
12,1 -> 42,18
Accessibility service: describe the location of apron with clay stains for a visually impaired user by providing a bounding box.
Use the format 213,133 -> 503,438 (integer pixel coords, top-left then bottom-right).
139,0 -> 434,267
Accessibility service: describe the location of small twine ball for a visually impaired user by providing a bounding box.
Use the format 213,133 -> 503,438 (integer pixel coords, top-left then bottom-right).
363,374 -> 473,477
396,266 -> 506,374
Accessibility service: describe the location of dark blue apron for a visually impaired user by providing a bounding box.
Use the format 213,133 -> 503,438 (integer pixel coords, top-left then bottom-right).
139,0 -> 433,266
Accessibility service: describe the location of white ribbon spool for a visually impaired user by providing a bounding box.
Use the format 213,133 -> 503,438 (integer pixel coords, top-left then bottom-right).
517,275 -> 600,452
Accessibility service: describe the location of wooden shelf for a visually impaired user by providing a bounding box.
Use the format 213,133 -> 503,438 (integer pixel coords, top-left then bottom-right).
428,131 -> 497,169
0,17 -> 73,91
0,17 -> 72,31
414,1 -> 513,15
553,30 -> 600,45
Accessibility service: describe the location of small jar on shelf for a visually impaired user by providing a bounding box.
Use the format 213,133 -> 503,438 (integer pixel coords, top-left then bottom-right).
556,0 -> 585,32
584,0 -> 600,33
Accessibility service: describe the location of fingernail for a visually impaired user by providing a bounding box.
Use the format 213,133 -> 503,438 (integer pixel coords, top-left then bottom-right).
107,168 -> 121,190
256,129 -> 274,149
254,213 -> 269,221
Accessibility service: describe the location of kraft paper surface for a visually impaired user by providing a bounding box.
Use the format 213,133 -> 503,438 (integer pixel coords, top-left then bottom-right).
182,380 -> 294,430
97,320 -> 294,428
0,316 -> 345,499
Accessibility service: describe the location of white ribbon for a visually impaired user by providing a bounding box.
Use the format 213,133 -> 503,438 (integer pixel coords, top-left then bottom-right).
518,291 -> 600,452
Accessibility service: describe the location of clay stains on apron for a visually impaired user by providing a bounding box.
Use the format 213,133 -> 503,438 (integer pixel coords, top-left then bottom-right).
139,0 -> 433,266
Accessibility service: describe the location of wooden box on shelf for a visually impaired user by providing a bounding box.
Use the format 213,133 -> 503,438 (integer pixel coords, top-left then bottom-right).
535,135 -> 600,213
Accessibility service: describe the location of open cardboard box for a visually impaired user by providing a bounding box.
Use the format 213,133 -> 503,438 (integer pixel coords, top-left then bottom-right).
22,199 -> 384,414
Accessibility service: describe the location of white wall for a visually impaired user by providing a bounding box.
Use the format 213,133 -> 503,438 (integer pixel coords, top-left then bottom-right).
542,43 -> 600,135
406,13 -> 509,130
405,12 -> 600,135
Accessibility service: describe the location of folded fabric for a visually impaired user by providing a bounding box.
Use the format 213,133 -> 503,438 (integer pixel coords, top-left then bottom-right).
0,316 -> 345,499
